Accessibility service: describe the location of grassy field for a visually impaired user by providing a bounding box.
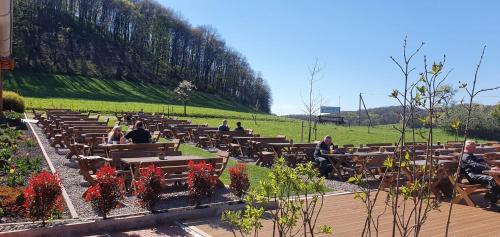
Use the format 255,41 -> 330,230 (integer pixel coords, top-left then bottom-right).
183,117 -> 474,145
4,72 -> 282,120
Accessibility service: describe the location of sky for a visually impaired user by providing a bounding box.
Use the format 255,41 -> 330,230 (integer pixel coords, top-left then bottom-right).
159,0 -> 500,115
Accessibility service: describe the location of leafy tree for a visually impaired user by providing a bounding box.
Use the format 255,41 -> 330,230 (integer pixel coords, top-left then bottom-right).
174,80 -> 196,116
492,103 -> 500,123
222,158 -> 333,237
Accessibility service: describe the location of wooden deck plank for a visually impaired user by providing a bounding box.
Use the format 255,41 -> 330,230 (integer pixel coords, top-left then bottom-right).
185,193 -> 500,237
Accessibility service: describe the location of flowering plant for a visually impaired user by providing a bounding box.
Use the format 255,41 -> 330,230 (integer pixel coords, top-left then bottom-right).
187,160 -> 217,206
23,171 -> 63,225
0,186 -> 24,216
133,164 -> 164,212
83,165 -> 124,219
228,163 -> 250,200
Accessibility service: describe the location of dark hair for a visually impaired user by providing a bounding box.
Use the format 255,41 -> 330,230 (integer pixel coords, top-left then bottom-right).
236,122 -> 242,127
135,121 -> 144,128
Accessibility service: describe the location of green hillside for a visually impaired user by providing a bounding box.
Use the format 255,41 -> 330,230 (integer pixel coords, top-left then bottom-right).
4,72 -> 268,119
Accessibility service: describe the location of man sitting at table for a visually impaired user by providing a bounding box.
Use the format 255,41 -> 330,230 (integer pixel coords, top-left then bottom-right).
234,121 -> 245,133
461,140 -> 499,206
125,121 -> 152,143
218,119 -> 230,132
314,135 -> 334,177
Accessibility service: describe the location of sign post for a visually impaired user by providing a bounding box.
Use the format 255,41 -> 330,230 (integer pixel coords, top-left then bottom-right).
320,106 -> 340,114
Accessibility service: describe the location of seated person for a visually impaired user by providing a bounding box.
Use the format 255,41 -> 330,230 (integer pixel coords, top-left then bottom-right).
218,119 -> 230,132
313,135 -> 334,177
125,121 -> 152,143
234,121 -> 245,133
108,125 -> 126,144
461,140 -> 499,206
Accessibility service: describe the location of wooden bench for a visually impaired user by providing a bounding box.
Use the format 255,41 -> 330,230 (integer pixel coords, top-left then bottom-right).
131,151 -> 230,189
285,143 -> 317,167
251,137 -> 289,166
440,161 -> 489,207
103,142 -> 180,158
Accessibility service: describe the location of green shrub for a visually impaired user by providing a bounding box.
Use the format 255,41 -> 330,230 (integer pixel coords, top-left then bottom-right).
3,91 -> 25,113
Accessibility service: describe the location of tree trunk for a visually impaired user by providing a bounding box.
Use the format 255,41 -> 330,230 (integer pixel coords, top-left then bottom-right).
183,101 -> 187,116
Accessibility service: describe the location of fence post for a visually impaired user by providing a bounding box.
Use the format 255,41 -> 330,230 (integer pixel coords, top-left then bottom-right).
314,120 -> 317,141
301,120 -> 304,143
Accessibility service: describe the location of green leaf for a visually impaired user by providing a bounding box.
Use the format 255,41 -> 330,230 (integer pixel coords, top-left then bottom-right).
383,156 -> 394,168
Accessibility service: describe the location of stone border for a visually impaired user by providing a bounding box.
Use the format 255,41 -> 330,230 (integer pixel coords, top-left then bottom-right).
0,200 -> 248,237
24,114 -> 79,219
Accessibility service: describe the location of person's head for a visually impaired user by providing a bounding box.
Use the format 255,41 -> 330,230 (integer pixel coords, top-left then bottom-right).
135,121 -> 144,129
109,125 -> 122,137
464,140 -> 476,154
323,135 -> 332,145
236,121 -> 242,127
222,119 -> 228,126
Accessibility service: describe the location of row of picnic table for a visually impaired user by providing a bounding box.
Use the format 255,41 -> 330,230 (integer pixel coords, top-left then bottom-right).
34,109 -> 231,192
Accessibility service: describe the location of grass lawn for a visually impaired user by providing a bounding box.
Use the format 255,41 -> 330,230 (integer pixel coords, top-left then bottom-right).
182,117 -> 477,145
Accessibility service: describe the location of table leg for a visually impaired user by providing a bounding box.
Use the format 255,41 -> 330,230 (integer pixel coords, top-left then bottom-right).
327,157 -> 344,181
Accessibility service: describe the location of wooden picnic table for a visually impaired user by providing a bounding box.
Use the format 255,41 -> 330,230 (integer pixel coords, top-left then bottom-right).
120,155 -> 214,165
120,155 -> 217,182
491,160 -> 500,168
482,169 -> 500,185
266,142 -> 293,158
417,154 -> 456,161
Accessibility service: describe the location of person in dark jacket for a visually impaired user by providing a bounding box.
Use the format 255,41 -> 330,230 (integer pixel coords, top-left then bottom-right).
218,119 -> 230,132
125,121 -> 152,143
461,140 -> 499,206
234,121 -> 245,133
314,135 -> 334,177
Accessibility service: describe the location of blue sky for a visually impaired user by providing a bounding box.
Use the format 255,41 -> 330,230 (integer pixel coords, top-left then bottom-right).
159,0 -> 500,115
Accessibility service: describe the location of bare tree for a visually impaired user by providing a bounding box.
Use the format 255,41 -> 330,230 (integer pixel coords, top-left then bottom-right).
301,59 -> 324,143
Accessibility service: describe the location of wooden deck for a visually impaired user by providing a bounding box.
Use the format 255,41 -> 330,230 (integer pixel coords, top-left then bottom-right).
184,193 -> 500,237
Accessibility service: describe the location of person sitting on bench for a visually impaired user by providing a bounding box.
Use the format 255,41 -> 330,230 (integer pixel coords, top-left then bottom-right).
234,121 -> 245,133
313,135 -> 334,177
218,119 -> 230,132
108,125 -> 126,144
461,140 -> 499,206
125,121 -> 152,143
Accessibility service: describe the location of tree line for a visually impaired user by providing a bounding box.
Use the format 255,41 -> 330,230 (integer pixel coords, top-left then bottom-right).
12,0 -> 271,112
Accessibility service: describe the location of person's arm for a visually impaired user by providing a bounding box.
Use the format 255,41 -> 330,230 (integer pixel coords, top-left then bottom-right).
119,135 -> 126,144
124,131 -> 132,140
463,155 -> 490,172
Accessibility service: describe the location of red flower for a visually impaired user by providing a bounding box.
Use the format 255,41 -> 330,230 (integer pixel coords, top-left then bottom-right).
133,164 -> 164,212
83,165 -> 124,219
23,171 -> 63,225
187,160 -> 217,205
228,163 -> 250,200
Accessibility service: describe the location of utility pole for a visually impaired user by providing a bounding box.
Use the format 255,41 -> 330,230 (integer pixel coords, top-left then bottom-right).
359,94 -> 373,133
358,93 -> 362,126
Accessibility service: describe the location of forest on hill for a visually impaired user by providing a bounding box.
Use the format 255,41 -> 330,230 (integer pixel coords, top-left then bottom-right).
11,0 -> 272,112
